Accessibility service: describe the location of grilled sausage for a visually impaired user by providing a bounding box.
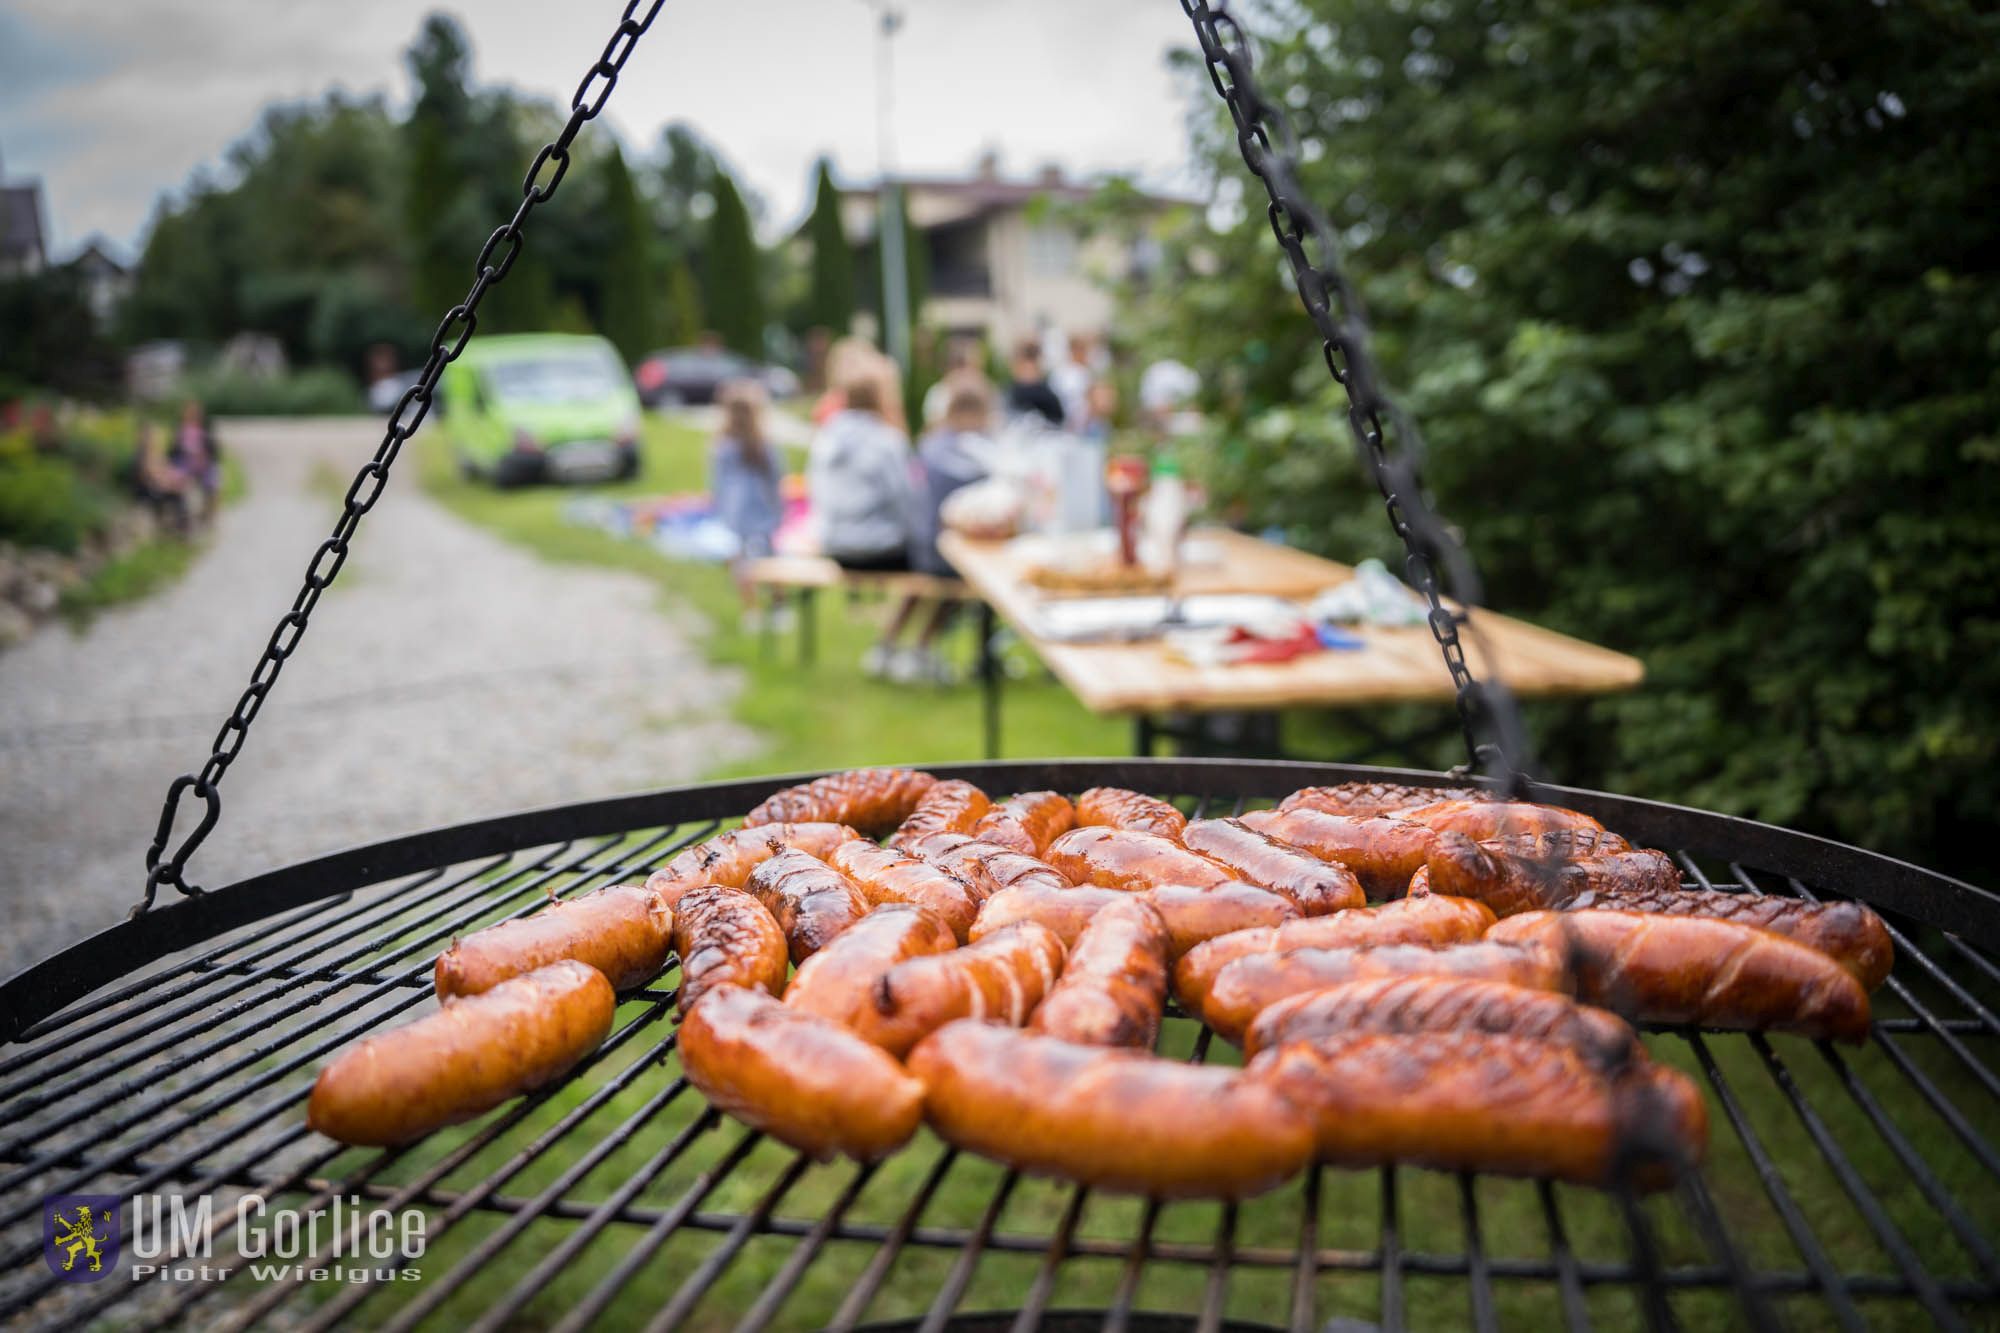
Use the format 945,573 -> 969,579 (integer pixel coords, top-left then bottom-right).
744,849 -> 873,964
783,904 -> 959,1026
1481,827 -> 1634,859
1557,886 -> 1894,990
1238,809 -> 1433,899
1045,825 -> 1233,892
1173,895 -> 1498,1019
1275,782 -> 1489,818
1425,832 -> 1682,917
1488,910 -> 1872,1041
1179,818 -> 1366,915
645,822 -> 861,910
679,984 -> 922,1162
672,886 -> 789,1014
847,922 -> 1067,1057
1400,799 -> 1604,842
906,832 -> 1074,896
827,839 -> 985,942
1143,883 -> 1301,960
1248,1029 -> 1707,1189
1075,787 -> 1188,839
743,768 -> 938,836
1199,939 -> 1570,1043
973,790 -> 1077,856
969,885 -> 1125,948
309,961 -> 614,1146
1242,975 -> 1643,1070
910,1021 -> 1315,1199
435,883 -> 673,998
1029,898 -> 1170,1048
889,779 -> 994,850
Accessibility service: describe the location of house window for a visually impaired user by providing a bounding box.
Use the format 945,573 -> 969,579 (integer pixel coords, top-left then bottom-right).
1025,224 -> 1077,276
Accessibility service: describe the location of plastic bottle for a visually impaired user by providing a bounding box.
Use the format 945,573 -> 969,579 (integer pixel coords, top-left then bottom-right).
1144,455 -> 1187,573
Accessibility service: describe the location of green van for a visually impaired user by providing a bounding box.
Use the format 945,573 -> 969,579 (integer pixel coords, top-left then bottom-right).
438,334 -> 644,485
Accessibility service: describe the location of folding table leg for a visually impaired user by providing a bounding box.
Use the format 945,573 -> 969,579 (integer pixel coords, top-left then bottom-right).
979,602 -> 1001,759
797,588 -> 816,667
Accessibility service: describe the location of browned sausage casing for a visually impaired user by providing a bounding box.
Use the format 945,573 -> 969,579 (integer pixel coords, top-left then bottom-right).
744,849 -> 873,964
1045,826 -> 1233,892
1179,818 -> 1366,915
1425,831 -> 1681,917
435,883 -> 673,998
1238,809 -> 1433,899
910,1020 -> 1315,1198
1075,787 -> 1188,839
1201,939 -> 1570,1043
969,885 -> 1125,948
1029,898 -> 1170,1048
974,791 -> 1077,856
848,921 -> 1067,1057
743,768 -> 938,836
1173,895 -> 1497,1019
827,840 -> 984,942
1248,1030 -> 1707,1188
1242,975 -> 1643,1070
1400,799 -> 1604,842
1276,782 -> 1489,818
673,886 -> 789,1014
679,984 -> 922,1162
783,904 -> 959,1027
1143,883 -> 1300,959
889,779 -> 994,850
309,960 -> 614,1146
1558,886 -> 1894,991
907,832 -> 1074,896
1489,910 -> 1872,1041
645,822 -> 861,910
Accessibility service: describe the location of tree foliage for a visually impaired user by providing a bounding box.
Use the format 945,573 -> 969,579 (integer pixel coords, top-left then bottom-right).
1127,0 -> 2000,877
802,158 -> 854,336
701,172 -> 766,357
592,143 -> 662,363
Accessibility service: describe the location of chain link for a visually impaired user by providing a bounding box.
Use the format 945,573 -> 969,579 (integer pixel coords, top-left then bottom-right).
135,0 -> 667,915
1181,0 -> 1534,794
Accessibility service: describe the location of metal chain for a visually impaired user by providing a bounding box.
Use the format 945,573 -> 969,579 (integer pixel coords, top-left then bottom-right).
135,0 -> 667,915
1181,0 -> 1534,795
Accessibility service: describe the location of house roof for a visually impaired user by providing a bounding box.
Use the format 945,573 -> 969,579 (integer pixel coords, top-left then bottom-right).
836,170 -> 1190,242
0,182 -> 46,264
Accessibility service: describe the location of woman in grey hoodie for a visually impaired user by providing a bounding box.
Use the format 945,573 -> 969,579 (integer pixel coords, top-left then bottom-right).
807,373 -> 918,570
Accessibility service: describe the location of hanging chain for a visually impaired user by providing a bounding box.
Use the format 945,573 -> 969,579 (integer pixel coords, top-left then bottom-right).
134,0 -> 666,915
1181,0 -> 1534,795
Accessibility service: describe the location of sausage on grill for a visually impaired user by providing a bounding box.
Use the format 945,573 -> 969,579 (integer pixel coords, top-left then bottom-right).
847,922 -> 1067,1057
783,904 -> 959,1027
1075,787 -> 1188,840
1242,975 -> 1643,1070
906,832 -> 1073,896
1557,886 -> 1894,990
828,839 -> 985,942
645,822 -> 861,910
672,886 -> 790,1013
969,885 -> 1125,948
1275,782 -> 1490,818
679,984 -> 923,1162
309,961 -> 614,1146
1247,1029 -> 1707,1189
1179,818 -> 1366,915
1029,898 -> 1170,1048
435,883 -> 673,997
744,849 -> 873,964
1238,809 -> 1434,899
1044,826 -> 1233,892
1399,798 -> 1605,843
1424,831 -> 1681,917
973,791 -> 1077,856
1172,894 -> 1497,1020
1142,883 -> 1301,960
1199,938 -> 1570,1043
1489,910 -> 1872,1041
909,1020 -> 1315,1199
743,768 -> 938,836
889,779 -> 994,850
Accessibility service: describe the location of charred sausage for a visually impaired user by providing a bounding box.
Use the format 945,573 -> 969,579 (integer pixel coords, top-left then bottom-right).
906,832 -> 1074,896
309,961 -> 614,1146
1075,787 -> 1188,840
672,886 -> 789,1014
435,883 -> 672,997
1044,825 -> 1233,892
828,839 -> 985,942
783,904 -> 959,1027
744,849 -> 873,964
846,922 -> 1067,1057
909,1021 -> 1315,1199
1488,910 -> 1872,1042
889,779 -> 994,850
1238,809 -> 1433,899
679,984 -> 923,1162
1424,831 -> 1681,917
1179,818 -> 1366,915
1399,798 -> 1604,842
1275,782 -> 1489,818
743,768 -> 938,836
645,822 -> 860,910
974,790 -> 1077,856
1556,886 -> 1893,991
1029,898 -> 1170,1048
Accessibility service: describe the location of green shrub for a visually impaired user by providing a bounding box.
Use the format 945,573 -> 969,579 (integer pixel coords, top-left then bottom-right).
0,452 -> 115,554
190,366 -> 363,417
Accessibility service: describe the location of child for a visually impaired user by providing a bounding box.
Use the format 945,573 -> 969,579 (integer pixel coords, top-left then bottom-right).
711,379 -> 784,628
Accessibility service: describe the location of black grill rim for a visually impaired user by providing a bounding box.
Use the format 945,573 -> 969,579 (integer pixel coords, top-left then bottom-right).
3,758 -> 1992,1039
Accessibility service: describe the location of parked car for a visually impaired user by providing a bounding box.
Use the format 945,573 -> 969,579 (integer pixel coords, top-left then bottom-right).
632,347 -> 801,407
439,334 -> 643,486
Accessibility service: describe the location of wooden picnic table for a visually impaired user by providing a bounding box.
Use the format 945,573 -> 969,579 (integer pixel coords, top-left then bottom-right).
939,527 -> 1644,759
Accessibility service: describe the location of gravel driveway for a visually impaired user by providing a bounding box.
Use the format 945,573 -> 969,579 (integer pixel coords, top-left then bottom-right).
0,417 -> 757,978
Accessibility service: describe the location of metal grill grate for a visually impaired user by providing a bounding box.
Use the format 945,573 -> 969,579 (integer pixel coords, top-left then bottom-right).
3,761 -> 1997,1331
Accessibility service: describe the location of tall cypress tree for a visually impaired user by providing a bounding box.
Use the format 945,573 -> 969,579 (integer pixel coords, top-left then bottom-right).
594,141 -> 659,363
803,158 -> 854,336
701,172 -> 764,357
402,16 -> 477,321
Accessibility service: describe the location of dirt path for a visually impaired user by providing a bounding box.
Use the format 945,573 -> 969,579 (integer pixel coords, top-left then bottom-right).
0,417 -> 757,978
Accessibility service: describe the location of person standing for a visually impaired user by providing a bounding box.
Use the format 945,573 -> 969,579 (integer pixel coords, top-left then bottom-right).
1002,337 -> 1065,428
1048,331 -> 1097,431
711,379 -> 785,629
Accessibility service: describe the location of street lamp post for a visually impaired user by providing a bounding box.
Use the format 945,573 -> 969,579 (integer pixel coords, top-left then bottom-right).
867,2 -> 912,372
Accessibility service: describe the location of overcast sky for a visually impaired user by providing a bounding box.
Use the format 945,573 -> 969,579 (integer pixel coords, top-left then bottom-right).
0,0 -> 1203,260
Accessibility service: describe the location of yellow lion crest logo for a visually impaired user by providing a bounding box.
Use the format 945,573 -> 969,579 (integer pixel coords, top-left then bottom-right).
52,1205 -> 108,1273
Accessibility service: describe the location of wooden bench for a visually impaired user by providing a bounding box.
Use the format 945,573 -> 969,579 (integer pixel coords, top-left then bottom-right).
744,555 -> 969,665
